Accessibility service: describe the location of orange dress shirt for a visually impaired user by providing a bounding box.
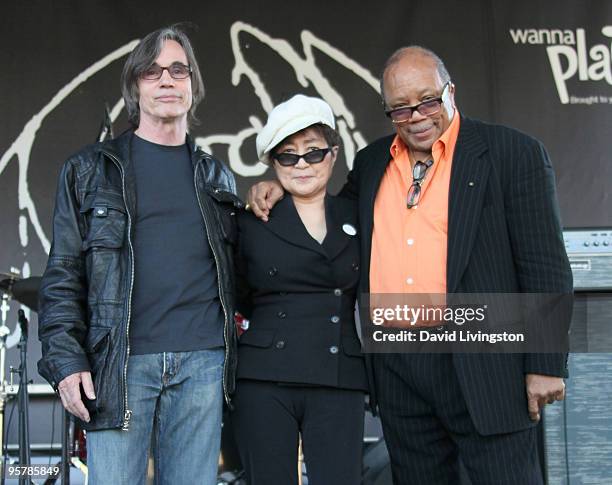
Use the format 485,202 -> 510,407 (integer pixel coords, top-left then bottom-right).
370,112 -> 461,295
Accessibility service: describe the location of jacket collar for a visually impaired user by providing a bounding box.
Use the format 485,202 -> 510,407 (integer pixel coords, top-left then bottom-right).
263,194 -> 357,260
97,129 -> 206,168
323,195 -> 359,260
446,116 -> 490,293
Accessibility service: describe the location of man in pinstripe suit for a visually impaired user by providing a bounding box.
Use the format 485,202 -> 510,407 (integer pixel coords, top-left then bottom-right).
248,46 -> 572,484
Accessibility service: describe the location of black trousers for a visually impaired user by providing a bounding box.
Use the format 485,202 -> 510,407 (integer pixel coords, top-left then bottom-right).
231,380 -> 365,485
373,353 -> 543,485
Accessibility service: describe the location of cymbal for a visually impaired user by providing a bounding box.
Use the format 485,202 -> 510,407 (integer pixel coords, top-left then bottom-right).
1,271 -> 19,282
1,272 -> 20,293
0,272 -> 19,279
10,277 -> 42,312
0,275 -> 41,312
0,280 -> 15,295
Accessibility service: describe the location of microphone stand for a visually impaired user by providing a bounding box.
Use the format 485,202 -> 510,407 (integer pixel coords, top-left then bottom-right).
60,411 -> 72,485
13,310 -> 32,485
0,292 -> 13,485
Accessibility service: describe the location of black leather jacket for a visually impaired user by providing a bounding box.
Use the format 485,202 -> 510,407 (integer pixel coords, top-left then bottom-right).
38,130 -> 242,431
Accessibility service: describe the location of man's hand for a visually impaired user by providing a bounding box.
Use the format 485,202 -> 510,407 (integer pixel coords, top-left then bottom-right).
58,371 -> 95,422
246,180 -> 284,221
525,373 -> 565,422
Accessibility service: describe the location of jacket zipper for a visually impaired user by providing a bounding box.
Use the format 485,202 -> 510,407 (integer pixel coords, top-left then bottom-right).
101,149 -> 134,431
193,159 -> 231,405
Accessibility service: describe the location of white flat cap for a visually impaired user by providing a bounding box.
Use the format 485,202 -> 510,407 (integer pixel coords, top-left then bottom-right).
256,94 -> 335,164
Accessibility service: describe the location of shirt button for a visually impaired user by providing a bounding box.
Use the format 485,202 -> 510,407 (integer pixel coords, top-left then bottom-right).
334,288 -> 342,296
330,315 -> 340,323
275,340 -> 285,349
277,311 -> 287,319
352,262 -> 360,272
407,239 -> 414,246
406,277 -> 414,285
329,346 -> 339,354
268,267 -> 278,276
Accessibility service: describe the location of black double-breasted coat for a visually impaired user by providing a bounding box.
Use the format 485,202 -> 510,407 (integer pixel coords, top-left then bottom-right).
234,194 -> 367,391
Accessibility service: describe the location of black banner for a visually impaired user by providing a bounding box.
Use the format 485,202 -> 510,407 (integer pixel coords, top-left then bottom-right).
1,0 -> 611,380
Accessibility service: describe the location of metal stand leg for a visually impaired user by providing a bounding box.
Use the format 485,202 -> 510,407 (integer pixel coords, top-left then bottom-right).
15,310 -> 31,485
60,411 -> 71,485
0,292 -> 11,485
0,404 -> 5,485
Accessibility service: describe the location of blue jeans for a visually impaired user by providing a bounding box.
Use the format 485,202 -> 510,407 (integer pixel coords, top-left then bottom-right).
87,348 -> 224,485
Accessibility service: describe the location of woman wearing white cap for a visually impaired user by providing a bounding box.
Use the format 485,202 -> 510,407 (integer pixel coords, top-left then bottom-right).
231,94 -> 368,484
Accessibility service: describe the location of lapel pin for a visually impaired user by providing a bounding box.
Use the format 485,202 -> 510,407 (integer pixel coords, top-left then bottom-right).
342,223 -> 357,236
468,181 -> 475,187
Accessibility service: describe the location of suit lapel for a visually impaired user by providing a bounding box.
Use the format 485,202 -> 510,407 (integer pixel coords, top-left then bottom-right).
263,195 -> 328,258
447,117 -> 490,293
361,137 -> 394,286
323,196 -> 358,260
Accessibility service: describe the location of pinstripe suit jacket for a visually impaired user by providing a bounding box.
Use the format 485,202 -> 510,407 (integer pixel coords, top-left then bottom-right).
340,116 -> 573,435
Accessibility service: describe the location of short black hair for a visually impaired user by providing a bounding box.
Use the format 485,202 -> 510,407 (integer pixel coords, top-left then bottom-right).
272,123 -> 341,157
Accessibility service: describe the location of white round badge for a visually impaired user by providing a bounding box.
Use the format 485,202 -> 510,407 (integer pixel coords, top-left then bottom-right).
342,223 -> 357,236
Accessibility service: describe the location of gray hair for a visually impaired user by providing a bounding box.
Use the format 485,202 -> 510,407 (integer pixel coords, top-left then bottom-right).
120,24 -> 205,127
379,46 -> 451,106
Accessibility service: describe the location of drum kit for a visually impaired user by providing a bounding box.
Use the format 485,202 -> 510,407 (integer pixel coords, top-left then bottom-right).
0,269 -> 91,484
0,269 -> 39,484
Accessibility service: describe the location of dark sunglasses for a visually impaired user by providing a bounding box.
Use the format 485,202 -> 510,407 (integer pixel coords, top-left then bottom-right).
407,159 -> 434,208
272,147 -> 332,167
141,62 -> 192,80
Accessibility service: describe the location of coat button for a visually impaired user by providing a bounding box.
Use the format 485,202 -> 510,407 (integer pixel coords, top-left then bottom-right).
268,267 -> 278,276
277,311 -> 287,319
352,262 -> 359,271
333,288 -> 342,296
330,315 -> 340,323
329,346 -> 339,354
276,340 -> 285,349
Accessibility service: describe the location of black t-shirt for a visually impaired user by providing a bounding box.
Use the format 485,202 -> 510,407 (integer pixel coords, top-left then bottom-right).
129,134 -> 224,355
